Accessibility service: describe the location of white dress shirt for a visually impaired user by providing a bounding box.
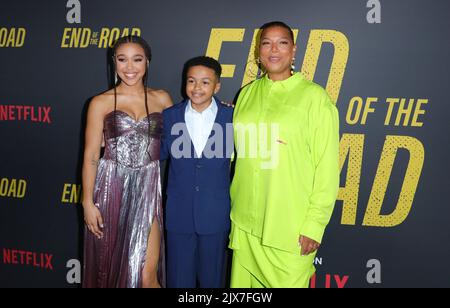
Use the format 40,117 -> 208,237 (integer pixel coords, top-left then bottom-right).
185,98 -> 218,158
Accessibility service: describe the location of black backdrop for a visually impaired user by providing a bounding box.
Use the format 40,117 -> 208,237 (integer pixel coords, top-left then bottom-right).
1,0 -> 449,287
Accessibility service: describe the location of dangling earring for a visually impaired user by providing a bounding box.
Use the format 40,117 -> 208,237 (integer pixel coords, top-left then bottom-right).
291,58 -> 296,75
256,58 -> 266,79
245,58 -> 260,80
112,56 -> 118,85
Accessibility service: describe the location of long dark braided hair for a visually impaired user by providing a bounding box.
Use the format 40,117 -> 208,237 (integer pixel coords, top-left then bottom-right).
111,35 -> 154,170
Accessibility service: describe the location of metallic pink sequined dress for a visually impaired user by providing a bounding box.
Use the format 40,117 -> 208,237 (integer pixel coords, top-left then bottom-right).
83,111 -> 165,288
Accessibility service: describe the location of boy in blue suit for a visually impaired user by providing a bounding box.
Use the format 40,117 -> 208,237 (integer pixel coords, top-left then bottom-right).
160,56 -> 233,288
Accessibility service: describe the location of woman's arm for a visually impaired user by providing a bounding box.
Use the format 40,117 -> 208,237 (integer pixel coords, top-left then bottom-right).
82,96 -> 106,239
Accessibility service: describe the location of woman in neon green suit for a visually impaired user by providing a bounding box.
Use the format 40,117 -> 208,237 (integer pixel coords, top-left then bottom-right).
230,21 -> 340,288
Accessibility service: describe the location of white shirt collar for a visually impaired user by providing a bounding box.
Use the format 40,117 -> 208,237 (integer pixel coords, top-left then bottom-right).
187,97 -> 218,116
185,97 -> 219,157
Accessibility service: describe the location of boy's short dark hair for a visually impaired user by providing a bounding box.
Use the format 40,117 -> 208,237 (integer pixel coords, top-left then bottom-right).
184,56 -> 222,80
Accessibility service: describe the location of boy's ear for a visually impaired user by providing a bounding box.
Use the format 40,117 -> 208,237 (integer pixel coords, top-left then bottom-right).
214,82 -> 221,94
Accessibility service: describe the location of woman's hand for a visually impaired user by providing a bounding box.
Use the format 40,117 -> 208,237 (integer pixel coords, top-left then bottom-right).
221,101 -> 235,108
298,235 -> 320,256
83,202 -> 104,239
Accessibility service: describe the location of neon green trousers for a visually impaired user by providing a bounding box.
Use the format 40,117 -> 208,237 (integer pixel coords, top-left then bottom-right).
230,225 -> 316,288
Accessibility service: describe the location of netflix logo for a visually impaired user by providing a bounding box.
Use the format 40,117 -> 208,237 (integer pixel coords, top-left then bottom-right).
310,273 -> 349,288
3,248 -> 54,270
0,105 -> 52,124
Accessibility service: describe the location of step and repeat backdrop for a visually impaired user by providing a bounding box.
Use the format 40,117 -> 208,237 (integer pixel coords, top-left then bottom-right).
1,0 -> 449,287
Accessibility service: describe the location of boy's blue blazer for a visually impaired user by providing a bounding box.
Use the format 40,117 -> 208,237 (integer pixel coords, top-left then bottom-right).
160,98 -> 234,234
